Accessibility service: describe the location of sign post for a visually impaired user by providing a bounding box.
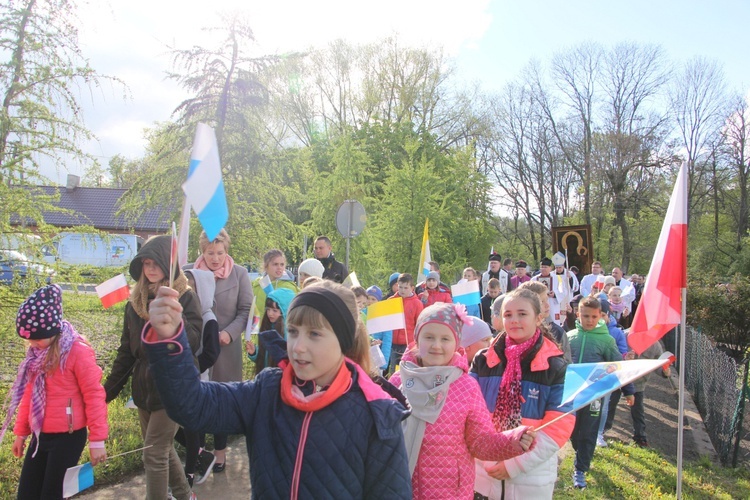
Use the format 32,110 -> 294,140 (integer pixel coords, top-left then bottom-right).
335,200 -> 366,271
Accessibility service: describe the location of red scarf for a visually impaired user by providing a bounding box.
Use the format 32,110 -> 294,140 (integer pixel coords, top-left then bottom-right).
194,254 -> 235,280
492,329 -> 541,431
280,360 -> 352,412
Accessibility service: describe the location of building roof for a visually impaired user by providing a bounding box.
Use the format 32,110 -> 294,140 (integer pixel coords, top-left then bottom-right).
20,186 -> 173,232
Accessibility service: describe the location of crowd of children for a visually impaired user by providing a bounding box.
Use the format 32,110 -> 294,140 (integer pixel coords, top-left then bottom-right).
1,243 -> 668,499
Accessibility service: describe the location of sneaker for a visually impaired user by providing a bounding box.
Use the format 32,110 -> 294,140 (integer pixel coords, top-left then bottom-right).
189,493 -> 197,500
213,461 -> 226,473
194,450 -> 216,485
634,438 -> 650,448
573,470 -> 587,489
596,434 -> 608,447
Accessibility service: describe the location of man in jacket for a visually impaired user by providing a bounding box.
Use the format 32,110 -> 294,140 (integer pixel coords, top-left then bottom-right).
314,236 -> 348,283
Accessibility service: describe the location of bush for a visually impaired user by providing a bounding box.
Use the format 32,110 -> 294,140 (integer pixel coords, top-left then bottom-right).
687,273 -> 750,361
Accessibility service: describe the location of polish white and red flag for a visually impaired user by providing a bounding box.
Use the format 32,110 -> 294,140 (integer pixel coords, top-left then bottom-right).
628,163 -> 688,355
95,274 -> 130,309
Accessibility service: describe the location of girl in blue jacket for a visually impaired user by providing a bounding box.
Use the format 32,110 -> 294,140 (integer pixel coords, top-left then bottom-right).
142,279 -> 412,499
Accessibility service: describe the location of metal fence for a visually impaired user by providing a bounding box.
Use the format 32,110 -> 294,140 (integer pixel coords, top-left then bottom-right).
681,325 -> 750,466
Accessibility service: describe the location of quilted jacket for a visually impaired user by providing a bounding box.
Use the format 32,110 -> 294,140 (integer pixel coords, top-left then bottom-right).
143,326 -> 412,499
471,333 -> 574,492
14,340 -> 108,444
390,350 -> 526,499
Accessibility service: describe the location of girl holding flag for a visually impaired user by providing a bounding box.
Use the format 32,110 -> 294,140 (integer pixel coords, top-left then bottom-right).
2,285 -> 108,499
471,287 -> 574,499
192,229 -> 253,473
251,249 -> 299,317
104,235 -> 202,499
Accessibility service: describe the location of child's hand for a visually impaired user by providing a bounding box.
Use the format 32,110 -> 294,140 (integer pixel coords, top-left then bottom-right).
484,460 -> 510,480
148,287 -> 184,339
624,307 -> 630,317
90,447 -> 107,466
419,290 -> 429,302
12,436 -> 26,458
625,395 -> 636,407
245,340 -> 256,355
370,338 -> 382,347
520,427 -> 537,451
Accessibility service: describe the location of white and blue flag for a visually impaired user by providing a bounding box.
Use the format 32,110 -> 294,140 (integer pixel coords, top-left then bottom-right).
182,123 -> 228,241
63,462 -> 94,497
259,274 -> 274,295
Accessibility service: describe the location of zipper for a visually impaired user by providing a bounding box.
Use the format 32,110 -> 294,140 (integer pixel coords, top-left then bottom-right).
578,334 -> 587,364
66,398 -> 73,433
290,412 -> 313,500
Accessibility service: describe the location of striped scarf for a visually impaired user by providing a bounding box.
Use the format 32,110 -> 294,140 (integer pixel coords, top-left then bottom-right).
0,321 -> 79,457
492,329 -> 540,432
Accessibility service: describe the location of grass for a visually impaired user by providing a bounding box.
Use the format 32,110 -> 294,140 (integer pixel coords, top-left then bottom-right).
555,441 -> 750,499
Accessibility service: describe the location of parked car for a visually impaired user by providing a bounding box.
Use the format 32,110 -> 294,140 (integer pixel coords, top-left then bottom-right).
0,250 -> 56,286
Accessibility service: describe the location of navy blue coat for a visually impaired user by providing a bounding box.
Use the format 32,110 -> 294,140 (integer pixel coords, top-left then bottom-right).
144,328 -> 412,499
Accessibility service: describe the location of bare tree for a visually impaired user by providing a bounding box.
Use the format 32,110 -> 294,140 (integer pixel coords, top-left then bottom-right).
669,56 -> 728,217
722,94 -> 750,251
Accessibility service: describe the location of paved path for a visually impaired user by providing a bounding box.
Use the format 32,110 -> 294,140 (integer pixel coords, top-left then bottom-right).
79,368 -> 718,499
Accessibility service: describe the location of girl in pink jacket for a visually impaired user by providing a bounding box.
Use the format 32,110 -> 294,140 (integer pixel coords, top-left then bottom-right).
389,302 -> 534,499
1,285 -> 108,499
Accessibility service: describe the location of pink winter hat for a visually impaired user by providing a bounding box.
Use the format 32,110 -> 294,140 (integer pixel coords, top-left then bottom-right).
414,302 -> 473,347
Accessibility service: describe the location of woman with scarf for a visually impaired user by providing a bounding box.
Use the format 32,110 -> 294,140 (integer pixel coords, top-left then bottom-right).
471,287 -> 574,499
104,235 -> 202,500
2,285 -> 108,499
192,229 -> 253,472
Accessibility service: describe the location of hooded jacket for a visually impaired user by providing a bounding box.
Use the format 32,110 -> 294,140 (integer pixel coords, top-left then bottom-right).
143,327 -> 412,499
567,320 -> 634,396
249,288 -> 296,366
390,350 -> 526,499
104,235 -> 202,411
317,252 -> 348,283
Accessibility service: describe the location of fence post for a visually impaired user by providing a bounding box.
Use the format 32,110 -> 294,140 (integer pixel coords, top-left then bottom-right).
732,358 -> 750,468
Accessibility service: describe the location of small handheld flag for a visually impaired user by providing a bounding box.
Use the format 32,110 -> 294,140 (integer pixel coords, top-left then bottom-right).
245,295 -> 258,341
259,275 -> 273,295
343,272 -> 360,288
537,353 -> 675,431
177,197 -> 191,269
367,297 -> 406,334
182,123 -> 228,241
95,274 -> 130,309
418,219 -> 432,283
452,280 -> 481,306
63,463 -> 94,497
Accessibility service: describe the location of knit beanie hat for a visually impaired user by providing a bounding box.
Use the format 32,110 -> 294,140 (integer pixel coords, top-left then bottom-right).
426,271 -> 440,281
414,302 -> 472,347
460,316 -> 492,348
366,285 -> 382,302
604,276 -> 617,286
16,284 -> 63,340
388,272 -> 400,288
298,258 -> 325,279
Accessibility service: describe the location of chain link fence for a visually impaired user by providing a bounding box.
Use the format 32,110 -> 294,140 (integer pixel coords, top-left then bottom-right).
681,325 -> 750,466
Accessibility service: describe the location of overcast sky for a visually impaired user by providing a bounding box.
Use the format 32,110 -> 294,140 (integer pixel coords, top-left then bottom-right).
44,0 -> 750,184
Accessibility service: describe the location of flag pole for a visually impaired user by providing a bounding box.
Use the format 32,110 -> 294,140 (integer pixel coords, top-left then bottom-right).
676,287 -> 687,498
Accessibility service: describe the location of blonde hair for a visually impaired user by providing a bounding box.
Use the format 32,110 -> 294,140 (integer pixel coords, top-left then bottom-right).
199,229 -> 230,254
262,249 -> 285,271
286,280 -> 374,377
519,280 -> 548,297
